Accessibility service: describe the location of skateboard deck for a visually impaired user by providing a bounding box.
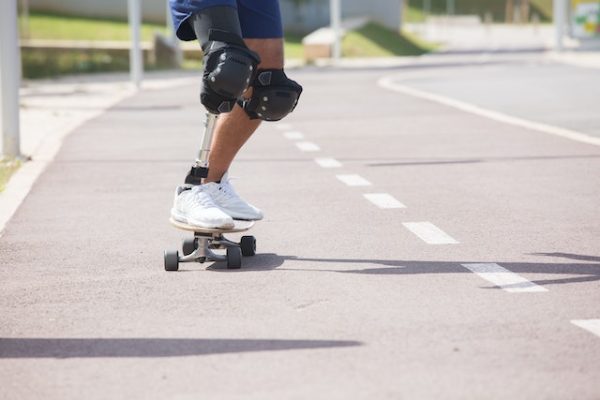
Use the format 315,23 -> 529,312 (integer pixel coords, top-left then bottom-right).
169,217 -> 254,234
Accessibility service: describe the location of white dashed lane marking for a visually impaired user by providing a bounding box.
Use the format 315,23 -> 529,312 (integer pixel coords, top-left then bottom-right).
571,320 -> 600,338
315,158 -> 342,168
283,131 -> 304,140
296,142 -> 321,152
363,193 -> 406,209
402,222 -> 459,245
461,263 -> 547,293
336,174 -> 372,187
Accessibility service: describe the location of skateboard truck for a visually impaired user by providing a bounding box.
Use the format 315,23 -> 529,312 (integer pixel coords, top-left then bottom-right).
164,112 -> 257,271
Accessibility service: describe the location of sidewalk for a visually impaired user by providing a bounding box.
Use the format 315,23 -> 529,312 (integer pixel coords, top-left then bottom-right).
0,71 -> 199,234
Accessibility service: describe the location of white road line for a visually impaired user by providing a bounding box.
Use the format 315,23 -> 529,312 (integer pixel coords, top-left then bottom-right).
363,193 -> 406,209
378,76 -> 600,147
295,142 -> 321,152
571,319 -> 600,338
314,157 -> 342,168
402,222 -> 458,245
461,263 -> 547,293
275,123 -> 293,131
336,174 -> 372,186
283,131 -> 304,140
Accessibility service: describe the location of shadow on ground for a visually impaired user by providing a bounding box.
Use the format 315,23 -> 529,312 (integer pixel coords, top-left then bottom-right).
204,252 -> 600,288
0,338 -> 361,359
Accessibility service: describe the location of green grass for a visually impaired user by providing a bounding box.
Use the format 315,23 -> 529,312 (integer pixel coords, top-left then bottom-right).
21,11 -> 304,56
404,0 -> 553,22
18,13 -> 437,77
0,158 -> 21,192
284,34 -> 304,59
343,22 -> 438,57
20,12 -> 167,41
530,0 -> 553,20
19,12 -> 305,77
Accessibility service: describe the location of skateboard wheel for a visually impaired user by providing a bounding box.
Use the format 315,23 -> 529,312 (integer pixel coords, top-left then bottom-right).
164,250 -> 179,272
182,238 -> 197,256
240,236 -> 256,257
226,246 -> 242,269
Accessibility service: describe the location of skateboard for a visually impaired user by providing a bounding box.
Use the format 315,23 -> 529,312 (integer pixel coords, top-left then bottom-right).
164,218 -> 256,271
164,112 -> 258,271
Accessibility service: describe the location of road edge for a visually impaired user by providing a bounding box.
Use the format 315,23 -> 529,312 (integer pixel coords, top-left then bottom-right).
378,75 -> 600,148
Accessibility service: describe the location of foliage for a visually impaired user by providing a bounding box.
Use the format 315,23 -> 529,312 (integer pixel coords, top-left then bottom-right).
343,22 -> 438,57
404,0 -> 553,23
0,158 -> 21,193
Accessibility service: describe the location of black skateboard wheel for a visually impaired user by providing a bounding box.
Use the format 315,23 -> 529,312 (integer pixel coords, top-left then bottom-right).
226,246 -> 242,269
182,238 -> 197,256
240,236 -> 256,257
164,250 -> 179,272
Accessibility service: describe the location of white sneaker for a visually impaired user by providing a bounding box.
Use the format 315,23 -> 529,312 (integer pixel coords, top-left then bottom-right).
171,185 -> 234,229
203,173 -> 264,221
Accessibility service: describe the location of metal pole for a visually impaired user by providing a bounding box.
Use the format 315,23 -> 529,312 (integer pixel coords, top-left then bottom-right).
21,0 -> 30,39
0,0 -> 21,158
447,0 -> 455,15
423,0 -> 431,16
330,0 -> 342,60
165,0 -> 183,67
128,0 -> 143,88
553,0 -> 565,51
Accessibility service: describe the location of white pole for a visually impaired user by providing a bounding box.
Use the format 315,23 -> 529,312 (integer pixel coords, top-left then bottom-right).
128,0 -> 143,88
553,0 -> 565,51
330,0 -> 342,60
0,0 -> 21,158
447,0 -> 455,15
424,0 -> 431,16
166,0 -> 183,67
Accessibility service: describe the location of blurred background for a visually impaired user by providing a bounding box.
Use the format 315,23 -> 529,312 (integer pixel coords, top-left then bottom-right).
0,0 -> 599,186
12,0 -> 599,78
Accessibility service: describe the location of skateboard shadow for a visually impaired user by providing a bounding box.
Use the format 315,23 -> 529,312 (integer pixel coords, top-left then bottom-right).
205,252 -> 600,288
0,337 -> 361,359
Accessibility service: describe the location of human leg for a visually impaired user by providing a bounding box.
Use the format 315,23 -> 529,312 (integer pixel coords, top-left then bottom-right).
173,1 -> 301,225
205,37 -> 284,183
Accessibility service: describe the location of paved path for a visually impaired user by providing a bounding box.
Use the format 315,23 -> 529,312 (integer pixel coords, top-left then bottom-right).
1,55 -> 599,399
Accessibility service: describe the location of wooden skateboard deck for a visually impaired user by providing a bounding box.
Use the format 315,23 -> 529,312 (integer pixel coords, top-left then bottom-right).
169,217 -> 254,234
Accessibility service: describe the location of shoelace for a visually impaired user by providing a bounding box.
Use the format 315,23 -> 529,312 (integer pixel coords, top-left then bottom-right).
215,181 -> 239,203
187,186 -> 218,208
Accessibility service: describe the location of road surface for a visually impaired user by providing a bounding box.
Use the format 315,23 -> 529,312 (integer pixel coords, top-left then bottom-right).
1,54 -> 599,399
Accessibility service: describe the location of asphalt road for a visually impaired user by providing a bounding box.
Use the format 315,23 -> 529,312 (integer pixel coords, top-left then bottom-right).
1,55 -> 599,399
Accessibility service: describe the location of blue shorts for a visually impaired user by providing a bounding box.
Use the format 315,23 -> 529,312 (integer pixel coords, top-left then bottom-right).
169,0 -> 283,41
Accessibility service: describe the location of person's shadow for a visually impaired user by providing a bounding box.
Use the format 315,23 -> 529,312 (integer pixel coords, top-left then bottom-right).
205,252 -> 600,288
0,337 -> 361,359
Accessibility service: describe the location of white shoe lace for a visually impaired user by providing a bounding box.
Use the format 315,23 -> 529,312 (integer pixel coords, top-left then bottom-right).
202,179 -> 240,207
187,186 -> 218,209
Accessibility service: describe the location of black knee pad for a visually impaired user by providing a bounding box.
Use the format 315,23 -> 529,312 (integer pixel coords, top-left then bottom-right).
239,69 -> 303,121
201,29 -> 260,114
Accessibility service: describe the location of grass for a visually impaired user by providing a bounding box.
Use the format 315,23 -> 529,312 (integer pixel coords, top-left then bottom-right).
404,0 -> 553,22
0,158 -> 21,193
284,33 -> 304,59
20,12 -> 167,41
18,12 -> 305,78
19,13 -> 438,77
343,22 -> 438,57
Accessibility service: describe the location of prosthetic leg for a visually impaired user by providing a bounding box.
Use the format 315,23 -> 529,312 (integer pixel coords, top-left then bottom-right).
164,112 -> 257,272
